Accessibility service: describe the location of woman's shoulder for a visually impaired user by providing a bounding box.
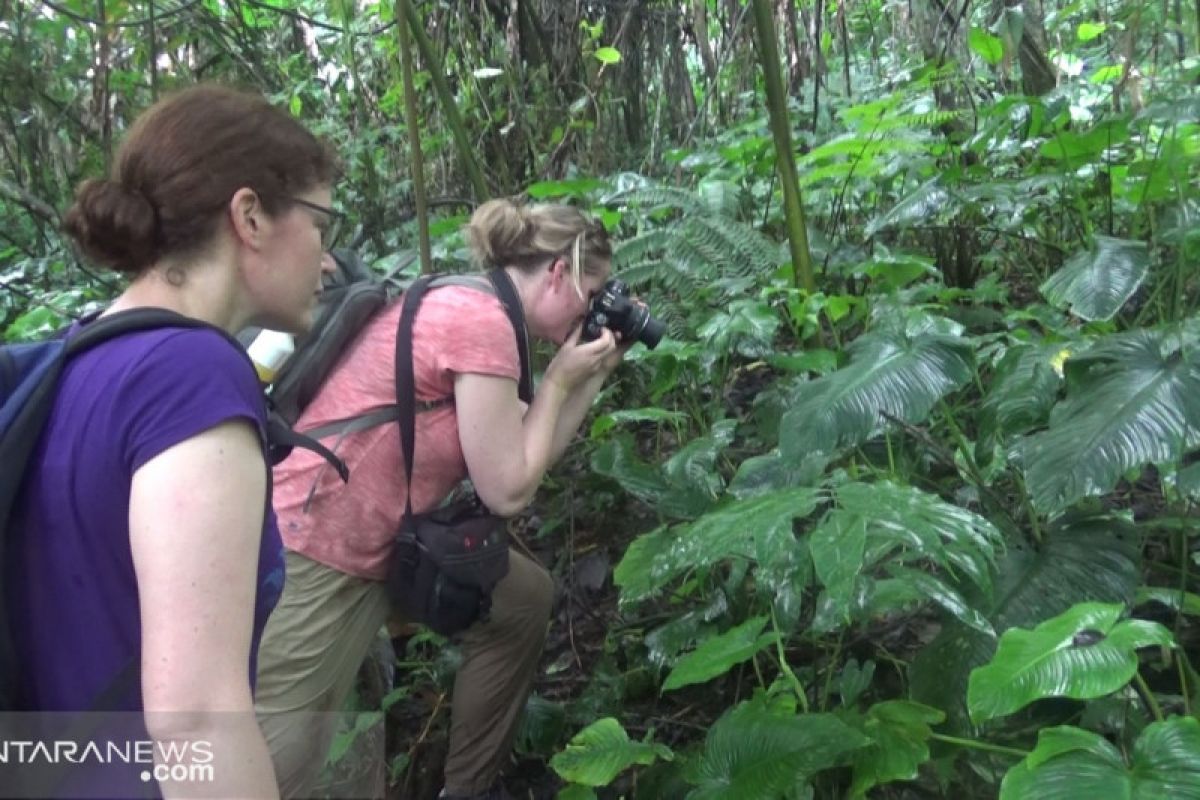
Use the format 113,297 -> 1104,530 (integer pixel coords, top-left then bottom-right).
420,281 -> 510,331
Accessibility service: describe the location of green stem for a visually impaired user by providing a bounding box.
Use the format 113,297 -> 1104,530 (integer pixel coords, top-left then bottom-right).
820,634 -> 843,712
1134,671 -> 1166,722
770,607 -> 809,712
1179,654 -> 1192,717
885,429 -> 896,476
929,733 -> 1029,759
1012,471 -> 1045,545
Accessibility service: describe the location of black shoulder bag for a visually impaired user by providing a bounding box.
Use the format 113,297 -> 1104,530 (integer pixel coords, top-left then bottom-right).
384,270 -> 532,636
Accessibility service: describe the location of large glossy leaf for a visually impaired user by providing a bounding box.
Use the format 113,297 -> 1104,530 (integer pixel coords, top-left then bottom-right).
866,178 -> 955,237
810,514 -> 867,624
780,331 -> 974,460
839,481 -> 1002,591
663,616 -> 776,692
910,515 -> 1141,731
808,482 -> 1002,634
1017,330 -> 1200,513
591,431 -> 724,520
1135,585 -> 1200,616
847,700 -> 945,798
1041,236 -> 1150,321
727,449 -> 829,499
979,342 -> 1068,446
689,701 -> 869,799
550,718 -> 673,787
999,718 -> 1200,799
612,488 -> 822,607
967,602 -> 1175,724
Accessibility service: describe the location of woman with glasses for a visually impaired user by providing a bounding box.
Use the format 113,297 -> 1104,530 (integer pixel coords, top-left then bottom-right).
6,84 -> 338,798
255,199 -> 628,800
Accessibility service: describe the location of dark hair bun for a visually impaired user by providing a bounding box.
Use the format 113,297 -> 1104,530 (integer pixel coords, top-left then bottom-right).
62,179 -> 159,274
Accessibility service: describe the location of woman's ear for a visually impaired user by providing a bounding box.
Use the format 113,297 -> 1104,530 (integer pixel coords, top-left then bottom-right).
547,256 -> 567,291
228,188 -> 264,249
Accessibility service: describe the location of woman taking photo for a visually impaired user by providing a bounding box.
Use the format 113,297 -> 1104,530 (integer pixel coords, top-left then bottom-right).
256,199 -> 627,800
7,84 -> 339,798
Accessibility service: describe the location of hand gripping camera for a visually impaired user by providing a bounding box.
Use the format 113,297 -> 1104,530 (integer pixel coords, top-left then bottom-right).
580,279 -> 665,350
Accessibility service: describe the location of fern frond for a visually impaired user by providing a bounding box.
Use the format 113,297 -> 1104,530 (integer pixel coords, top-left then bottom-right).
605,185 -> 706,215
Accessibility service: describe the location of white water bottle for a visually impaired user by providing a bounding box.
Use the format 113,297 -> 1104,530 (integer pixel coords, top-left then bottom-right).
246,329 -> 295,384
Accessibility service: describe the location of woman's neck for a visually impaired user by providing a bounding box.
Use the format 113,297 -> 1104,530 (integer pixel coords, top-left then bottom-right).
105,256 -> 246,333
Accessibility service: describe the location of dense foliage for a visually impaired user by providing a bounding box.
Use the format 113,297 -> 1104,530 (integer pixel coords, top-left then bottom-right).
3,0 -> 1199,797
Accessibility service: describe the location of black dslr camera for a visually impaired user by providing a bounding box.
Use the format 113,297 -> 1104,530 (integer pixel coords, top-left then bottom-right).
580,279 -> 665,349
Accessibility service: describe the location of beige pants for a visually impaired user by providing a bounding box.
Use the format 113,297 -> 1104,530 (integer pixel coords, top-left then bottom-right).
255,549 -> 554,798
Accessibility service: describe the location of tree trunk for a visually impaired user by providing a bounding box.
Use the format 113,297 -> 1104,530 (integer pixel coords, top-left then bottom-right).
398,0 -> 489,200
751,0 -> 816,293
396,0 -> 431,273
1014,0 -> 1056,95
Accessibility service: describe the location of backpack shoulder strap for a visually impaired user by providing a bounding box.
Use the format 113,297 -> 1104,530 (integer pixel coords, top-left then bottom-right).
396,277 -> 435,521
485,268 -> 533,405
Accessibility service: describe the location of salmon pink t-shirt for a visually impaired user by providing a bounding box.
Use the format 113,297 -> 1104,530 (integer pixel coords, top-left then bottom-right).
272,283 -> 519,579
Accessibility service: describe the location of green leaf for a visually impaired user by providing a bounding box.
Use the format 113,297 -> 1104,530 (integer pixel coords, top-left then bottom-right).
690,702 -> 869,799
594,46 -> 622,65
1040,236 -> 1150,322
1135,586 -> 1200,616
780,331 -> 974,459
1000,718 -> 1200,799
515,694 -> 566,755
866,179 -> 955,236
848,701 -> 945,798
550,718 -> 672,787
969,27 -> 1005,65
662,616 -> 775,692
1128,717 -> 1200,798
810,515 -> 867,625
525,177 -> 606,200
834,481 -> 1003,595
590,407 -> 688,438
979,342 -> 1068,446
556,785 -> 597,800
910,515 -> 1141,731
727,449 -> 829,499
1039,118 -> 1131,162
1018,330 -> 1200,513
888,566 -> 995,636
967,602 -> 1175,724
612,525 -> 672,605
613,488 -> 821,606
1077,22 -> 1107,41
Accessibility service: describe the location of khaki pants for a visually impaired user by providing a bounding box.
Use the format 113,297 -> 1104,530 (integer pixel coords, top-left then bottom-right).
255,549 -> 554,799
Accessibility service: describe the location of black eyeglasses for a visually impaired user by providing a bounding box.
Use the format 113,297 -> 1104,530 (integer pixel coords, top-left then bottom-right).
289,197 -> 345,250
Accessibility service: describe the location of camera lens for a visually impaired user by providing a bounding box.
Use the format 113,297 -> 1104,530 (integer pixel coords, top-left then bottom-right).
629,306 -> 665,349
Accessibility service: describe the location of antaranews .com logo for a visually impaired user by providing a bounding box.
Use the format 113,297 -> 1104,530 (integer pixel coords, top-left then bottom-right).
0,737 -> 215,784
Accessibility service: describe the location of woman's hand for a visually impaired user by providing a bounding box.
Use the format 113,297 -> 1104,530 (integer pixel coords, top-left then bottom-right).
544,324 -> 620,395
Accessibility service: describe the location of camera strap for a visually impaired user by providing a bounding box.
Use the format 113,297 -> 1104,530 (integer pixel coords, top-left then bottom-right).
395,273 -> 532,521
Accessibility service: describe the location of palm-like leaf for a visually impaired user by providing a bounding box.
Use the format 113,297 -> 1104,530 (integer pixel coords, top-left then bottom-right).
550,718 -> 673,787
609,182 -> 784,309
1040,236 -> 1150,322
999,719 -> 1200,800
612,488 -> 821,607
1017,330 -> 1200,513
979,342 -> 1068,446
909,515 -> 1141,731
780,330 -> 974,459
689,700 -> 869,800
967,602 -> 1175,724
808,482 -> 1003,633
